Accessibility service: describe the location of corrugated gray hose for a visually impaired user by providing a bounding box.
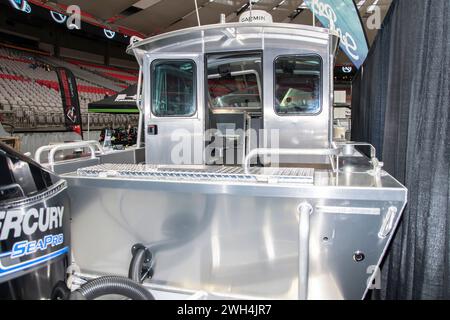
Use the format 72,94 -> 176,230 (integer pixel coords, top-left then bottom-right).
69,276 -> 155,300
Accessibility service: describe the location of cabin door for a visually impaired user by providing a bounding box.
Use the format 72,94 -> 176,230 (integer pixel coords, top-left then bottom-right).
143,54 -> 204,165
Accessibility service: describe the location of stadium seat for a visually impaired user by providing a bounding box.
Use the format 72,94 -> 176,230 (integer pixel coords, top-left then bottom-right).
0,46 -> 138,130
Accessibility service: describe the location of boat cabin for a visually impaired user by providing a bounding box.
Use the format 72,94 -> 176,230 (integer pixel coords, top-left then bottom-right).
128,22 -> 339,166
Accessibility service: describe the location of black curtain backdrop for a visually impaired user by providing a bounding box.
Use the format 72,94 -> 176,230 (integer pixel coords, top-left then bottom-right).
352,0 -> 450,299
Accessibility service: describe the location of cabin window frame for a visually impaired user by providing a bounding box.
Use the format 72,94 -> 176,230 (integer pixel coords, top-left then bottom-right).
273,54 -> 323,117
150,59 -> 197,118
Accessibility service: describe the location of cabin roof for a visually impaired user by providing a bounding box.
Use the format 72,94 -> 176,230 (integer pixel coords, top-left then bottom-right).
127,22 -> 339,56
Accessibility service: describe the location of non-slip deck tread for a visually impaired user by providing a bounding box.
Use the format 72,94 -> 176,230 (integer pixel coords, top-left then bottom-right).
76,164 -> 314,184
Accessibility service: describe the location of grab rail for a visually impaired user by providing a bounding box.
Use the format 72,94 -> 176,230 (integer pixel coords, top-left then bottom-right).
35,140 -> 104,167
336,142 -> 383,176
244,143 -> 384,177
338,142 -> 376,158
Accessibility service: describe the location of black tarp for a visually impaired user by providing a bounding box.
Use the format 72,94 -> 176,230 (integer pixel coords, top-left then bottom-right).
352,0 -> 450,299
88,84 -> 139,114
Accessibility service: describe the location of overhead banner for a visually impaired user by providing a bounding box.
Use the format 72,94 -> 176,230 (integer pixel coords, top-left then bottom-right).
304,0 -> 369,68
2,0 -> 133,44
55,67 -> 83,137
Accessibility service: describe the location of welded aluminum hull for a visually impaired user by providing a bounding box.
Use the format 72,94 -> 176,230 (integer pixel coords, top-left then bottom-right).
64,162 -> 406,300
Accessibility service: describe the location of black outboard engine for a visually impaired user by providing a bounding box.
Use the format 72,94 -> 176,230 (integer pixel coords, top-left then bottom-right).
0,142 -> 70,300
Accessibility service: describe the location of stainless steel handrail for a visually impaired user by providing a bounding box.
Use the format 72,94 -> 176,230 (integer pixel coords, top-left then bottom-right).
335,142 -> 383,176
337,141 -> 376,158
243,147 -> 340,174
35,141 -> 104,166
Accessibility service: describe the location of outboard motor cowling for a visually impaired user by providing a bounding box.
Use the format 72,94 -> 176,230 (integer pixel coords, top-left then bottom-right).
0,143 -> 70,300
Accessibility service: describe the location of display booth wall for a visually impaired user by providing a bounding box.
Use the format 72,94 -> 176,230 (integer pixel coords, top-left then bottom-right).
352,0 -> 450,299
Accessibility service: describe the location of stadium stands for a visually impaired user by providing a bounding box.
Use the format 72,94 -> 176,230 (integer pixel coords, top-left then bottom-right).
64,59 -> 138,86
0,45 -> 139,131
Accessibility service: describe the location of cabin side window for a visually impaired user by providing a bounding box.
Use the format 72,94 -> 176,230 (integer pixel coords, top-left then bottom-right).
151,60 -> 196,117
274,55 -> 322,115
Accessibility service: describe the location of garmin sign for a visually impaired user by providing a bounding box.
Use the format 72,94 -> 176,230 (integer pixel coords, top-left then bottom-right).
239,10 -> 273,23
304,0 -> 368,69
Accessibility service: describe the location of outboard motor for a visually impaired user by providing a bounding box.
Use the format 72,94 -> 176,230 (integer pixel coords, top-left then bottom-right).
0,142 -> 70,300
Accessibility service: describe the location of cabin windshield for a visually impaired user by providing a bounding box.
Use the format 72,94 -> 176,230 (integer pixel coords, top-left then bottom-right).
207,52 -> 262,111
